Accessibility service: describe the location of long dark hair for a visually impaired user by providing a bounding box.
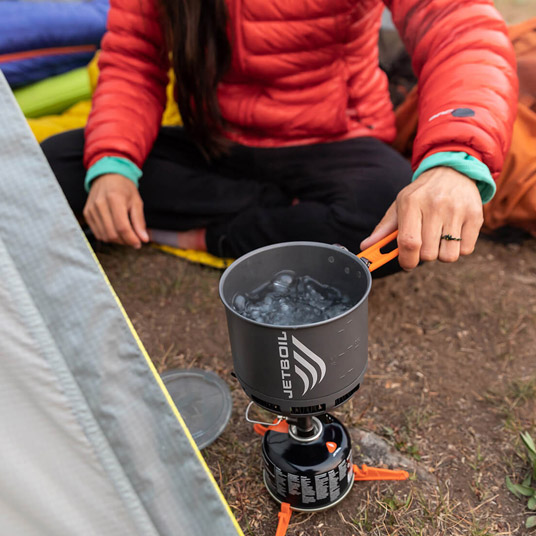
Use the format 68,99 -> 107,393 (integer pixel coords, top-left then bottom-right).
158,0 -> 232,158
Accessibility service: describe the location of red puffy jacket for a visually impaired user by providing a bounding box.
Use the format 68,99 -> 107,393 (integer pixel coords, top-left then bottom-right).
85,0 -> 518,178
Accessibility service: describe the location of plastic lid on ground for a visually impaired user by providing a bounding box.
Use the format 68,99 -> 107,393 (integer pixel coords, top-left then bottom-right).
161,368 -> 233,450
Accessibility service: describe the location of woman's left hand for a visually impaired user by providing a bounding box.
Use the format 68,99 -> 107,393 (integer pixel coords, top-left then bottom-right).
360,167 -> 484,271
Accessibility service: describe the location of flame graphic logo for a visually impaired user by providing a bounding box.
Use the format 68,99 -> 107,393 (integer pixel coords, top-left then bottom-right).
292,336 -> 327,395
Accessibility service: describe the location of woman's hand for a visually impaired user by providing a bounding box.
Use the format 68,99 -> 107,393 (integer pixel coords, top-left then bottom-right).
83,173 -> 149,249
360,167 -> 484,270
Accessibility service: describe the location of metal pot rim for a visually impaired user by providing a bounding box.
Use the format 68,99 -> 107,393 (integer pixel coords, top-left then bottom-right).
219,241 -> 372,329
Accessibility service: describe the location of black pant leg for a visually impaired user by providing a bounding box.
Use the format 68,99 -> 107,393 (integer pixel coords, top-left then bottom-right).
42,128 -> 411,276
139,128 -> 290,230
41,129 -> 87,215
209,138 -> 412,266
41,127 -> 290,231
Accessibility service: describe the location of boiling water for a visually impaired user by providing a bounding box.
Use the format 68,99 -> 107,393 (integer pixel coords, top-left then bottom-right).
232,270 -> 353,326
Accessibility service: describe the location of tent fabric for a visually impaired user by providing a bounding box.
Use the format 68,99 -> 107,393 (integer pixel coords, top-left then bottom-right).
0,239 -> 153,536
0,70 -> 242,536
0,0 -> 108,87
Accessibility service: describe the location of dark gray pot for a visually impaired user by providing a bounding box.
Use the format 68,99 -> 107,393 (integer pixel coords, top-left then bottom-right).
219,242 -> 371,417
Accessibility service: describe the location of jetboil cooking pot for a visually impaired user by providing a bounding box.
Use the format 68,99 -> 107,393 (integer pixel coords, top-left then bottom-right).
219,232 -> 398,417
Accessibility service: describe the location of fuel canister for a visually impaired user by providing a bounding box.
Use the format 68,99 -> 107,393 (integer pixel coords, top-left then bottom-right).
262,414 -> 354,511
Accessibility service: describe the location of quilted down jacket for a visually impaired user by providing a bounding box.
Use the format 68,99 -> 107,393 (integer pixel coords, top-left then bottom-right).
84,0 -> 518,178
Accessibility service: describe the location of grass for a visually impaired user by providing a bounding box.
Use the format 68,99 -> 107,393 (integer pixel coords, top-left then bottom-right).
336,484 -> 501,536
484,376 -> 536,434
505,432 -> 536,530
379,405 -> 436,461
469,523 -> 495,536
507,378 -> 536,405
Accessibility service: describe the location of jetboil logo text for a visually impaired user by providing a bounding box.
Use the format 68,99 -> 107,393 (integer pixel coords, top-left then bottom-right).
278,331 -> 327,399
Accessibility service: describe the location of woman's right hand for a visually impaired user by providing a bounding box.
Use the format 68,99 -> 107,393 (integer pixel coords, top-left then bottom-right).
83,173 -> 149,249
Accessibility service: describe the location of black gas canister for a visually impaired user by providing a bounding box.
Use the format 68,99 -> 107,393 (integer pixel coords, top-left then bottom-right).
262,414 -> 354,511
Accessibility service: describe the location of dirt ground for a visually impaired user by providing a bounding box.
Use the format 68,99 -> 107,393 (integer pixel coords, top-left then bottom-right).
96,231 -> 536,536
95,4 -> 536,535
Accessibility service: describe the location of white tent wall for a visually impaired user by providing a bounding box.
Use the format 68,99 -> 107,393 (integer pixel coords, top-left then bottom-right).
0,238 -> 151,535
0,71 -> 242,536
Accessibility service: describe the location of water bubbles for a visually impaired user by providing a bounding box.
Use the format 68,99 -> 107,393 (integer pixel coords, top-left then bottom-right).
232,271 -> 354,326
271,271 -> 295,294
233,294 -> 246,312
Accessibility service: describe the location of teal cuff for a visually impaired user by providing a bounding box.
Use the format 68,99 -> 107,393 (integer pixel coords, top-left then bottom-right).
412,151 -> 496,204
84,157 -> 142,193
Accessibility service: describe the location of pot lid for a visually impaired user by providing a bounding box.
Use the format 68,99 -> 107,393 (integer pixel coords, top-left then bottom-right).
160,368 -> 233,450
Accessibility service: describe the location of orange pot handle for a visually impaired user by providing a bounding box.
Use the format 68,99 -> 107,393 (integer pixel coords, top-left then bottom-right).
357,230 -> 399,273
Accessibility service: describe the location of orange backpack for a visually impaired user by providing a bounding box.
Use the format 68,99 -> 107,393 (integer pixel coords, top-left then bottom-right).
483,18 -> 536,237
393,18 -> 536,238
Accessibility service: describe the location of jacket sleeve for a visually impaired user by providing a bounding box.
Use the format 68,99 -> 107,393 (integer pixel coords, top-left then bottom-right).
384,0 -> 518,178
84,0 -> 169,170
